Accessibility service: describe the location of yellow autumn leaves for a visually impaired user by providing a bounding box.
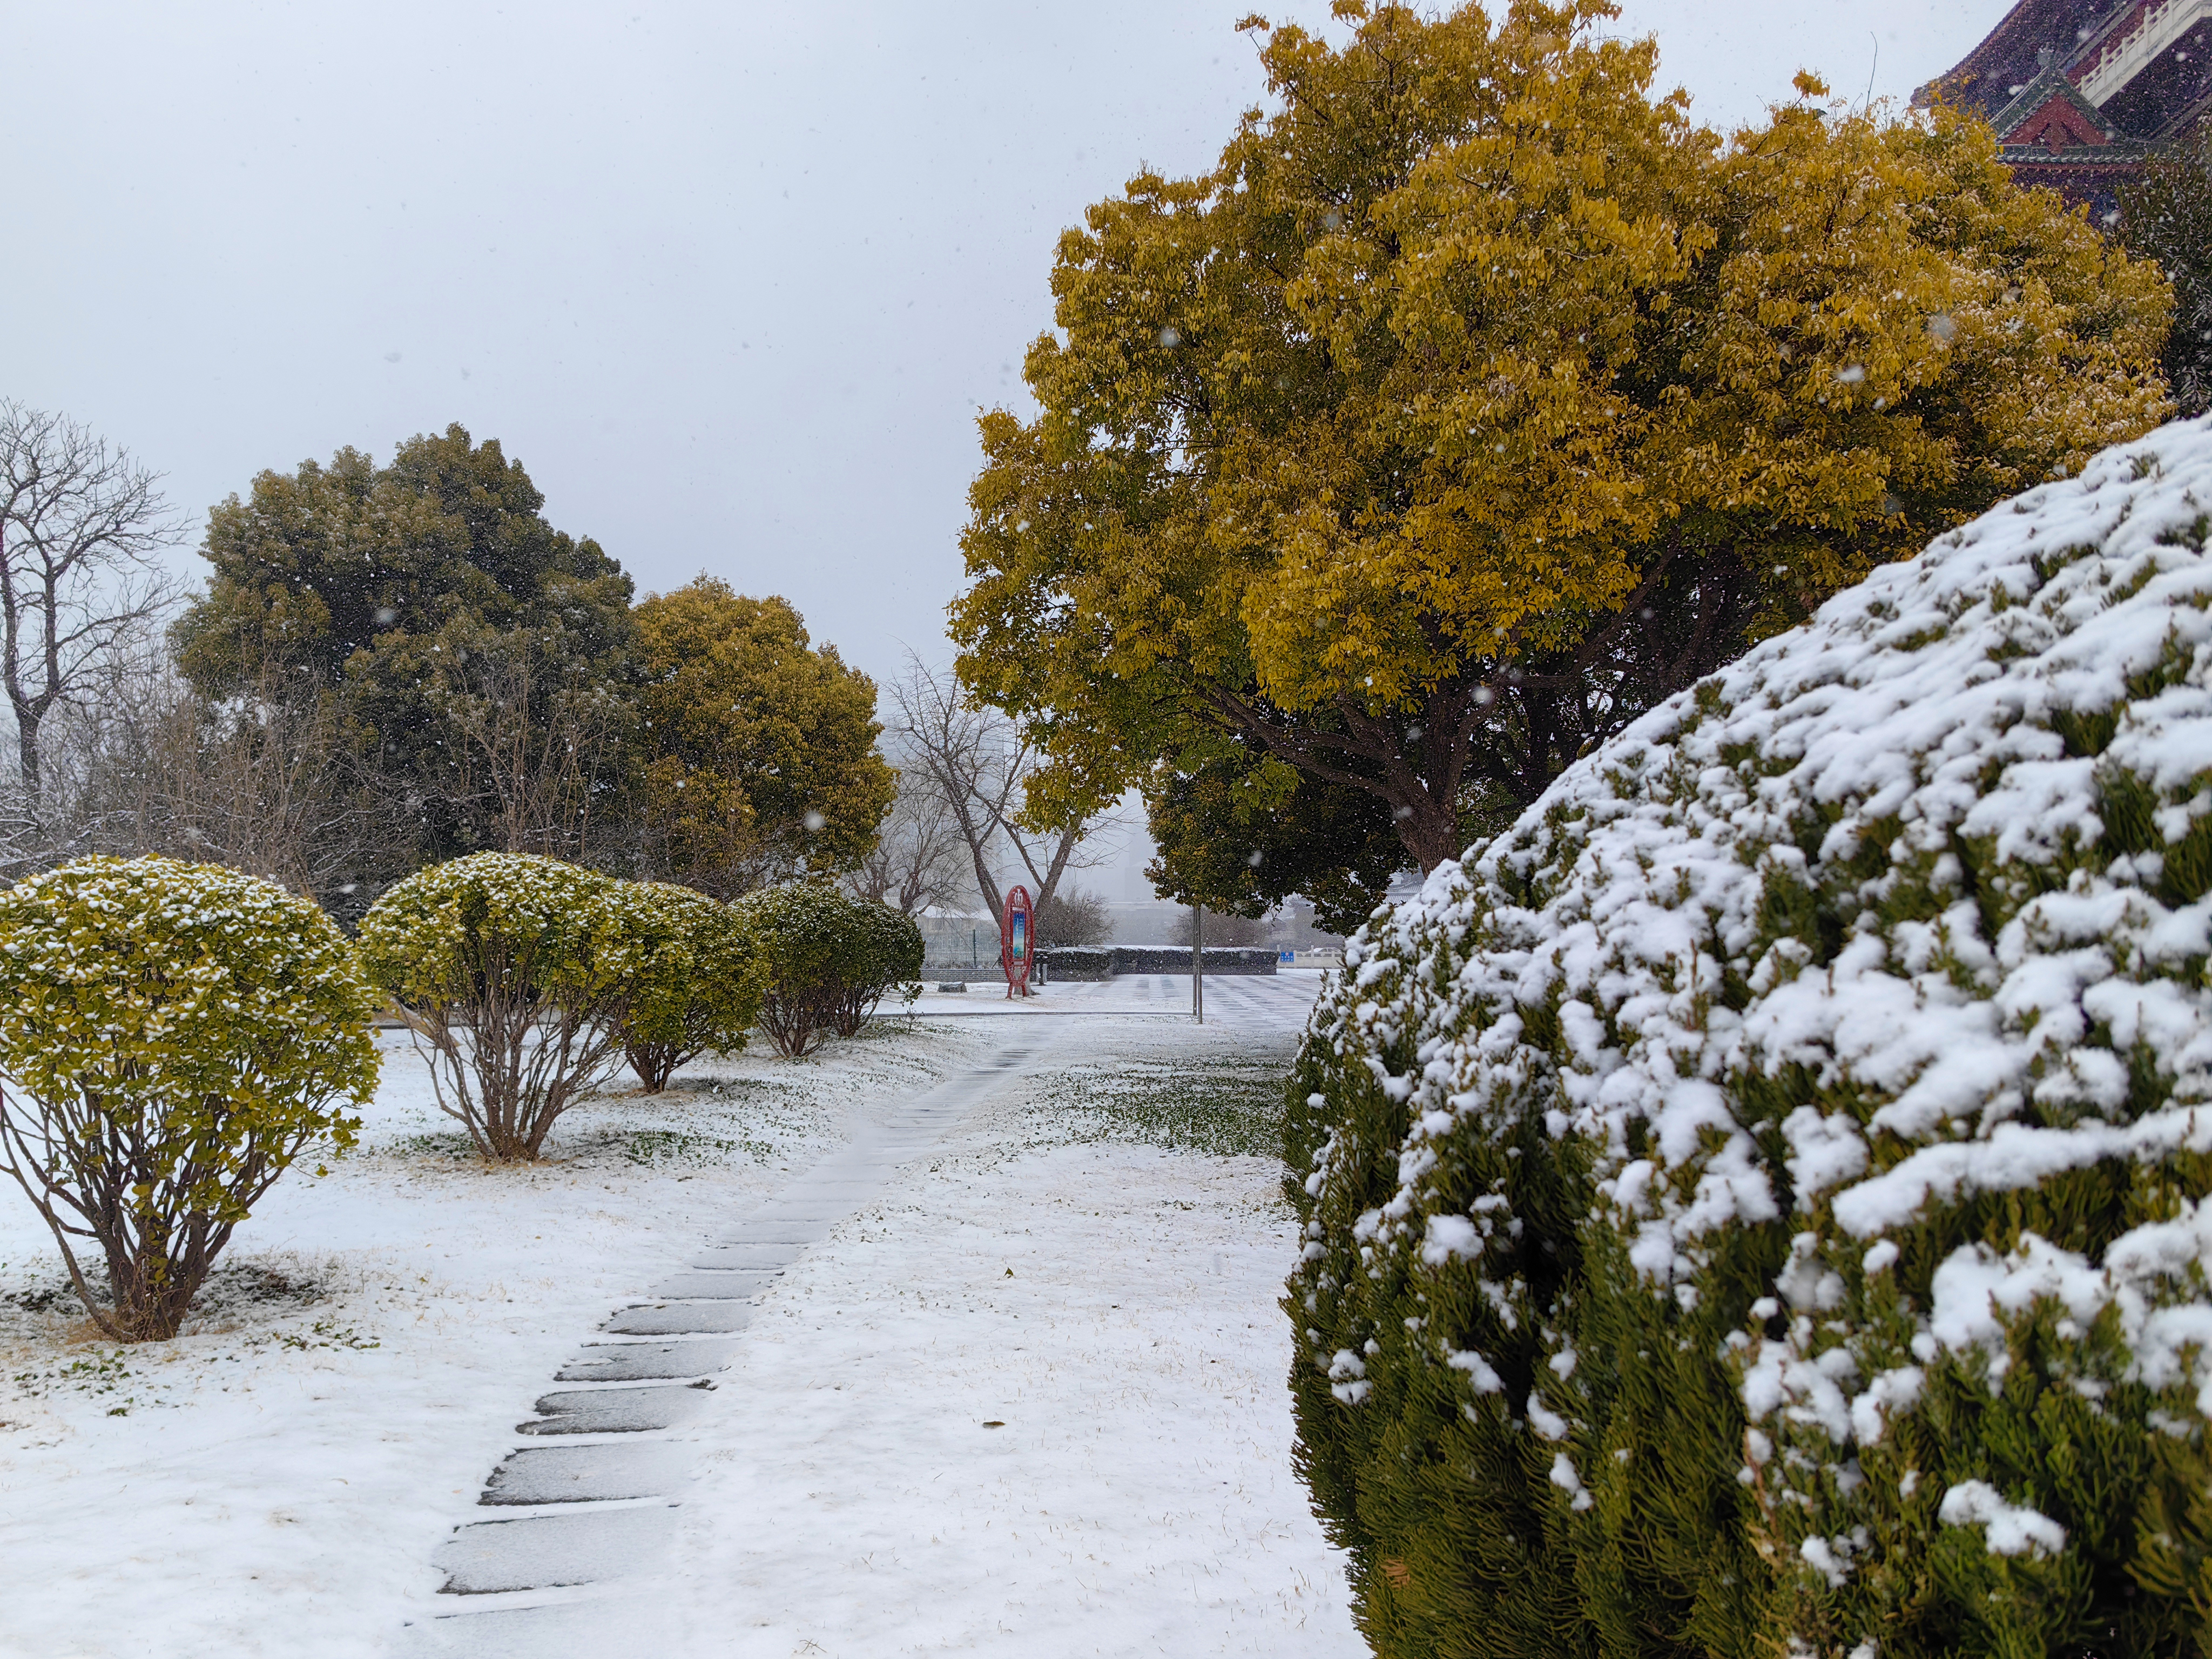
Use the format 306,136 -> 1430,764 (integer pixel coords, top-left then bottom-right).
953,1 -> 2174,837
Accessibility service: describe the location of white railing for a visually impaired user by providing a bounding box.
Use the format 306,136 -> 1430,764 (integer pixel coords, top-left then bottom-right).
2078,0 -> 2212,105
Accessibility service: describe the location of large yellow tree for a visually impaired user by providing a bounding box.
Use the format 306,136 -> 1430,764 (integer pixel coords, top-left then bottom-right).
631,578 -> 894,897
952,0 -> 2173,879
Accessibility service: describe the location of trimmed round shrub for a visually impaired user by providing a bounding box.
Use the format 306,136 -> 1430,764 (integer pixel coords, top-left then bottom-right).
0,857 -> 380,1341
358,852 -> 625,1162
605,880 -> 763,1091
1287,417 -> 2212,1659
734,885 -> 923,1057
828,897 -> 925,1036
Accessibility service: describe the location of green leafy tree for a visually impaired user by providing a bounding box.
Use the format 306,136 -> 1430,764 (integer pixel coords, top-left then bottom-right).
606,881 -> 764,1092
827,898 -> 926,1037
2120,134 -> 2212,417
951,1 -> 2174,896
172,425 -> 635,873
0,857 -> 380,1341
1144,757 -> 1405,933
632,578 -> 896,898
734,885 -> 922,1057
358,853 -> 627,1162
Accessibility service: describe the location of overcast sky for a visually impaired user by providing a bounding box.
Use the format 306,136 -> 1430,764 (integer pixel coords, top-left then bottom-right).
5,1 -> 2004,893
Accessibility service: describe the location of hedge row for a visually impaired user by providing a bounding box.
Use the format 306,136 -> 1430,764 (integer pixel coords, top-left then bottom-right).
0,852 -> 921,1339
1286,417 -> 2212,1659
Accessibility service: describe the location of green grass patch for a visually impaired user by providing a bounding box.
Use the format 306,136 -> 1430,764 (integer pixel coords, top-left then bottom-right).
1026,1060 -> 1287,1159
616,1128 -> 774,1166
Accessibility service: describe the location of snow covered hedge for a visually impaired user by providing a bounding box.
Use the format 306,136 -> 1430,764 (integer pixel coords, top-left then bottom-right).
734,885 -> 922,1057
1287,416 -> 2212,1659
359,852 -> 631,1162
607,880 -> 763,1091
0,857 -> 380,1340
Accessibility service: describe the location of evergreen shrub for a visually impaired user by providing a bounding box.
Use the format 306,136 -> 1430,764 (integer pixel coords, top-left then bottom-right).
1287,417 -> 2212,1659
606,881 -> 763,1091
734,885 -> 922,1056
358,852 -> 625,1161
0,857 -> 380,1340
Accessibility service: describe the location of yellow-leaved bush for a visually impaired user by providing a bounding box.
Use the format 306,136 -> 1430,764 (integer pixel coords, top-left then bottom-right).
605,880 -> 764,1092
952,0 -> 2175,881
358,852 -> 631,1163
0,857 -> 380,1341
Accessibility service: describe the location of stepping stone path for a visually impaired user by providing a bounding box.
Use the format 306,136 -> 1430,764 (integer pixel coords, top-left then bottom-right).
401,1034 -> 1035,1654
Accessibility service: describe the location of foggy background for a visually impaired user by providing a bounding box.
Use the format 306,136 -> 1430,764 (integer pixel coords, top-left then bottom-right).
2,1 -> 2006,906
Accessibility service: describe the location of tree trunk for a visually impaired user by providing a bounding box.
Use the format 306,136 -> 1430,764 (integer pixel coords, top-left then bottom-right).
13,706 -> 40,813
1393,791 -> 1461,873
626,1040 -> 680,1093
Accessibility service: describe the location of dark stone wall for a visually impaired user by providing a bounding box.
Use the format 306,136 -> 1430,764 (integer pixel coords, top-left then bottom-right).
1105,946 -> 1278,976
1036,947 -> 1114,981
1030,947 -> 1292,973
938,945 -> 1283,980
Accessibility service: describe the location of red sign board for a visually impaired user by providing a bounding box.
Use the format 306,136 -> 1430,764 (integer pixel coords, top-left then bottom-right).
1001,886 -> 1033,999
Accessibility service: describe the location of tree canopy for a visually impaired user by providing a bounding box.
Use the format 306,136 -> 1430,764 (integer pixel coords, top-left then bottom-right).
172,424 -> 634,866
1145,761 -> 1402,934
631,578 -> 894,896
2120,134 -> 2212,419
176,424 -> 630,691
950,0 -> 2174,894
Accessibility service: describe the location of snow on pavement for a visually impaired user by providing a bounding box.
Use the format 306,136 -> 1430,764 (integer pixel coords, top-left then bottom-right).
657,1006 -> 1357,1656
0,974 -> 1360,1657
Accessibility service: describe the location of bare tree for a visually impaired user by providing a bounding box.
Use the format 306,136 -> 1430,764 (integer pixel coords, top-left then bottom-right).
143,671 -> 371,901
429,629 -> 631,862
0,403 -> 184,824
0,607 -> 382,910
885,654 -> 1109,930
845,752 -> 969,915
0,618 -> 184,875
1034,886 -> 1111,947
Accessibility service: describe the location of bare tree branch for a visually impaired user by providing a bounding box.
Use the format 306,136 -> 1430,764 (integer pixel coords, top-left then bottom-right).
884,653 -> 1112,929
845,752 -> 969,915
0,403 -> 185,822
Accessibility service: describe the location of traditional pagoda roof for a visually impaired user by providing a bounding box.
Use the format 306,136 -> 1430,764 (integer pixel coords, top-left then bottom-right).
1919,0 -> 2209,211
1988,50 -> 2127,144
1918,0 -> 2132,114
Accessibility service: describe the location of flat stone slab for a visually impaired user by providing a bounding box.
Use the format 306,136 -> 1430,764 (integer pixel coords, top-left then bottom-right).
650,1270 -> 778,1300
691,1243 -> 801,1271
716,1218 -> 834,1245
555,1340 -> 740,1382
436,1505 -> 677,1593
406,1596 -> 672,1657
480,1441 -> 689,1506
602,1301 -> 754,1336
517,1384 -> 709,1435
407,1601 -> 663,1659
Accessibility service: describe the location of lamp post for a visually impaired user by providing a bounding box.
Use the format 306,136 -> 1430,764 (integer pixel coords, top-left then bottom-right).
1191,903 -> 1204,1024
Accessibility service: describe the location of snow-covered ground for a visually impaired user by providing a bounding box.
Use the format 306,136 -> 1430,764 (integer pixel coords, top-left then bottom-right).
0,974 -> 1359,1657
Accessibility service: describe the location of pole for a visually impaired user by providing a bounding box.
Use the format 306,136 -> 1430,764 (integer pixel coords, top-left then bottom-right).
1192,903 -> 1204,1024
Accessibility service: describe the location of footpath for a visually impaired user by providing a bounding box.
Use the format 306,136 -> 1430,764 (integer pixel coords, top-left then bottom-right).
398,974 -> 1355,1657
402,1028 -> 1042,1654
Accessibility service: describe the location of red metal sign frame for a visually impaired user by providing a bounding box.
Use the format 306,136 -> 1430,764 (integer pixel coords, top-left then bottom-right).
1001,885 -> 1034,999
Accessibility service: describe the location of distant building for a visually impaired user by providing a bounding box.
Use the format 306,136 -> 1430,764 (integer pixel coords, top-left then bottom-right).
1916,0 -> 2212,213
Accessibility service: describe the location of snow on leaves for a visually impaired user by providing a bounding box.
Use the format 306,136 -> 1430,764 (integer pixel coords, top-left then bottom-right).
1290,414 -> 2212,1650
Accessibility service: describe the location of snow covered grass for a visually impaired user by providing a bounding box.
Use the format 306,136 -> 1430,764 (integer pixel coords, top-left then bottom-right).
0,997 -> 1357,1657
1000,1055 -> 1291,1162
0,1020 -> 988,1659
661,1012 -> 1359,1656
